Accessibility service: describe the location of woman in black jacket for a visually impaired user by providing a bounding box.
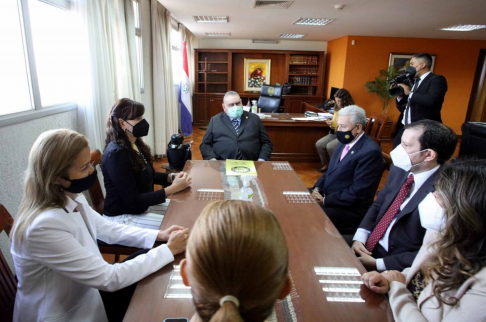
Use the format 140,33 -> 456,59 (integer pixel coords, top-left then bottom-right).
102,98 -> 191,223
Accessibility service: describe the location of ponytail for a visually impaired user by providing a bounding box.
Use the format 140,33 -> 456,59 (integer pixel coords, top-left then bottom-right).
209,301 -> 243,322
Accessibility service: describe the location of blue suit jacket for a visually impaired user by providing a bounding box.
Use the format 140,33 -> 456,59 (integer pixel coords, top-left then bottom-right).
200,111 -> 273,160
358,165 -> 441,271
314,133 -> 384,222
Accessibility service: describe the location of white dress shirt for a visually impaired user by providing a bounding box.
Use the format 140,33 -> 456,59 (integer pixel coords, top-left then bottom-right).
401,71 -> 431,125
11,193 -> 174,322
353,165 -> 439,270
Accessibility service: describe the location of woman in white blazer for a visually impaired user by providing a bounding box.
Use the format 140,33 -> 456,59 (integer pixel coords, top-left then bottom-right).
10,129 -> 189,322
362,158 -> 486,322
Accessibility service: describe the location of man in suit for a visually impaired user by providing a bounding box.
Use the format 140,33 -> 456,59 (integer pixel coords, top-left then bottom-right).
200,91 -> 273,160
352,120 -> 457,272
393,53 -> 448,148
311,105 -> 384,233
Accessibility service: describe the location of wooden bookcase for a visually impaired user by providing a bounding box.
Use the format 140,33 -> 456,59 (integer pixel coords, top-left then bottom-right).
193,49 -> 326,125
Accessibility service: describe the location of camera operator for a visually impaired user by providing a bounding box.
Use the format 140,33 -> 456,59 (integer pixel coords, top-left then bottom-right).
392,53 -> 448,148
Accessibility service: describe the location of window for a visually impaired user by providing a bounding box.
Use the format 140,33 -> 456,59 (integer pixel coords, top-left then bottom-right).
0,0 -> 78,119
133,0 -> 144,93
0,0 -> 34,115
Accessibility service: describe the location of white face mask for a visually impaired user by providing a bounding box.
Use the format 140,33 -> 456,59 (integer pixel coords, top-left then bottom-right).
418,192 -> 446,232
390,144 -> 428,172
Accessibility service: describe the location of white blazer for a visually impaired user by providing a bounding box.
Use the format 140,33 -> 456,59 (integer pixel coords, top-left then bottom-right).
388,230 -> 486,322
10,194 -> 174,322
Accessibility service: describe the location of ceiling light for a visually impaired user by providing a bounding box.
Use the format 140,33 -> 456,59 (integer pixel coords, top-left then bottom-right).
252,39 -> 278,44
294,18 -> 334,26
279,34 -> 305,39
253,0 -> 294,9
205,32 -> 231,37
193,16 -> 228,23
440,24 -> 486,31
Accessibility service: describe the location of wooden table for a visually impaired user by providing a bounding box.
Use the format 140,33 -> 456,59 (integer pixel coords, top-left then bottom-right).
124,161 -> 391,322
261,113 -> 330,163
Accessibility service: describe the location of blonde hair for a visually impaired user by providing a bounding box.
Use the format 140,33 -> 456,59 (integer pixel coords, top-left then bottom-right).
11,129 -> 89,246
187,200 -> 289,322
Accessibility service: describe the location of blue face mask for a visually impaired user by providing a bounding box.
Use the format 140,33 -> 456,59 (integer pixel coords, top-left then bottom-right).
228,105 -> 243,119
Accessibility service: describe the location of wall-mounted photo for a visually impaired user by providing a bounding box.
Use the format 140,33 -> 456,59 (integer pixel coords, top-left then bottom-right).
388,53 -> 436,72
244,58 -> 271,92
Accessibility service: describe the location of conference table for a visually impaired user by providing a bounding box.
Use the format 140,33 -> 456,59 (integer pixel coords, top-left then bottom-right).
124,161 -> 392,322
260,113 -> 330,163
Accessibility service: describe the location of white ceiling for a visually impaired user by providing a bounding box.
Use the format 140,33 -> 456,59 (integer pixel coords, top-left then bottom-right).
159,0 -> 486,42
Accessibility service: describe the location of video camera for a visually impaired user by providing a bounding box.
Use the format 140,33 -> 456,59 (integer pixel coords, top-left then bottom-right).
389,67 -> 417,97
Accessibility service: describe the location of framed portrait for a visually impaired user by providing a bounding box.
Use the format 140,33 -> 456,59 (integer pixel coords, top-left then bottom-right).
244,58 -> 271,92
388,53 -> 436,72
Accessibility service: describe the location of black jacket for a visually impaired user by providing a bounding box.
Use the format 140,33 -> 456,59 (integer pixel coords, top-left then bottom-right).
200,111 -> 273,160
101,141 -> 169,216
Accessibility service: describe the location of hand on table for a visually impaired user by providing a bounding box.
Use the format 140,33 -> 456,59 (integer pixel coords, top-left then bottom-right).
352,241 -> 372,256
311,189 -> 324,204
157,225 -> 185,241
362,270 -> 405,294
166,172 -> 191,195
166,228 -> 190,255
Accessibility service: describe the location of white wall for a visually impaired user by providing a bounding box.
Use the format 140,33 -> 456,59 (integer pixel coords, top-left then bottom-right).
196,38 -> 327,51
0,109 -> 78,271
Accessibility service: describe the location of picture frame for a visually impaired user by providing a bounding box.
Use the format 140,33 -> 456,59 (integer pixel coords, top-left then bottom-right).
388,53 -> 436,72
244,58 -> 271,92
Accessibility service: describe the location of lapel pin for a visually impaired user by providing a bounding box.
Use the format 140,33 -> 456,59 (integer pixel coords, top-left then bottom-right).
351,151 -> 355,155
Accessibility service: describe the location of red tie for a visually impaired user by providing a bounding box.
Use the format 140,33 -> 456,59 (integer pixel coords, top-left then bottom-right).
365,174 -> 415,252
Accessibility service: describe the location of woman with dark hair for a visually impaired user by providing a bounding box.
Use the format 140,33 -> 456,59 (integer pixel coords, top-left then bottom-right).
102,98 -> 191,224
362,158 -> 486,321
315,88 -> 355,173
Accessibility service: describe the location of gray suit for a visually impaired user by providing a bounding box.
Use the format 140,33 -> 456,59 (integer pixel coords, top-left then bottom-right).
200,111 -> 273,160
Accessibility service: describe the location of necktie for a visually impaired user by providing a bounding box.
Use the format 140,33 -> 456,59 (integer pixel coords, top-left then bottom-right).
232,119 -> 243,160
365,174 -> 415,252
340,145 -> 350,161
404,78 -> 421,125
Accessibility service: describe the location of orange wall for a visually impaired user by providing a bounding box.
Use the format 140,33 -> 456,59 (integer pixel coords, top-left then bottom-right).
324,36 -> 348,98
326,35 -> 486,134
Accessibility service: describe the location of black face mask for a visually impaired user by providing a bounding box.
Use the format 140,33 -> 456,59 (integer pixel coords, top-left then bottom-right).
336,128 -> 357,144
124,119 -> 150,137
63,169 -> 98,193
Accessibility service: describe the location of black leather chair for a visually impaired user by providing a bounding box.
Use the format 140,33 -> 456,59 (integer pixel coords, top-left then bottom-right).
257,85 -> 283,113
459,122 -> 486,159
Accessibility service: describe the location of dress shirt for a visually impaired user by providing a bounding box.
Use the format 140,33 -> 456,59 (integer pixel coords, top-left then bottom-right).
343,131 -> 364,152
354,164 -> 439,271
401,71 -> 431,125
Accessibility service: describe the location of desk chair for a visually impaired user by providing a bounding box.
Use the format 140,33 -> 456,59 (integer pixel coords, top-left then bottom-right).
365,114 -> 388,146
0,204 -> 16,322
89,150 -> 140,262
257,85 -> 283,113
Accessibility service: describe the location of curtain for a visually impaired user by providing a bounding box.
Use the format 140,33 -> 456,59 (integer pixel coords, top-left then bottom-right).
73,0 -> 140,151
151,0 -> 178,155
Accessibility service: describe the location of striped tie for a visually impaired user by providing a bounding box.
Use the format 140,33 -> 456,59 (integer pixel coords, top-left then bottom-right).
232,119 -> 243,160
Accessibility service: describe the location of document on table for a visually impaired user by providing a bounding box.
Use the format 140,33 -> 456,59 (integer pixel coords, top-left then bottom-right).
103,201 -> 169,229
291,117 -> 327,121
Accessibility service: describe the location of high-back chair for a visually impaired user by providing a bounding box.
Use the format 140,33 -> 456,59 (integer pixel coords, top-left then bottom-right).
365,114 -> 388,146
257,84 -> 283,113
0,204 -> 16,322
89,150 -> 139,262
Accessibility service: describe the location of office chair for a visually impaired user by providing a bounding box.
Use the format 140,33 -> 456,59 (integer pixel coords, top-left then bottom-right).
365,114 -> 388,146
257,84 -> 283,113
459,122 -> 486,159
0,204 -> 16,322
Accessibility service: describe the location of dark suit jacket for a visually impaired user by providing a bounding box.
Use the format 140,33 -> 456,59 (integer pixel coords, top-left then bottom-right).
395,73 -> 448,136
314,133 -> 384,230
200,111 -> 273,160
358,165 -> 442,271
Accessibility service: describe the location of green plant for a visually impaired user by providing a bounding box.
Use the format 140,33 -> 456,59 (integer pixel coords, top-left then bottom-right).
365,65 -> 401,115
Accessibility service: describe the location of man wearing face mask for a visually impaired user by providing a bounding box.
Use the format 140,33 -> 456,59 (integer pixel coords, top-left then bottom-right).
311,105 -> 385,234
352,120 -> 457,272
200,91 -> 273,161
393,53 -> 448,148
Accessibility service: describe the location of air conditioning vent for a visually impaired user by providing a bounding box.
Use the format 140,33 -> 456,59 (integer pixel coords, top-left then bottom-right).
252,39 -> 278,44
193,16 -> 228,23
253,0 -> 294,9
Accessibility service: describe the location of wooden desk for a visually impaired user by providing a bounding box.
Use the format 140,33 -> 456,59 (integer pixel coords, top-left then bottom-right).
124,161 -> 391,322
261,113 -> 329,163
